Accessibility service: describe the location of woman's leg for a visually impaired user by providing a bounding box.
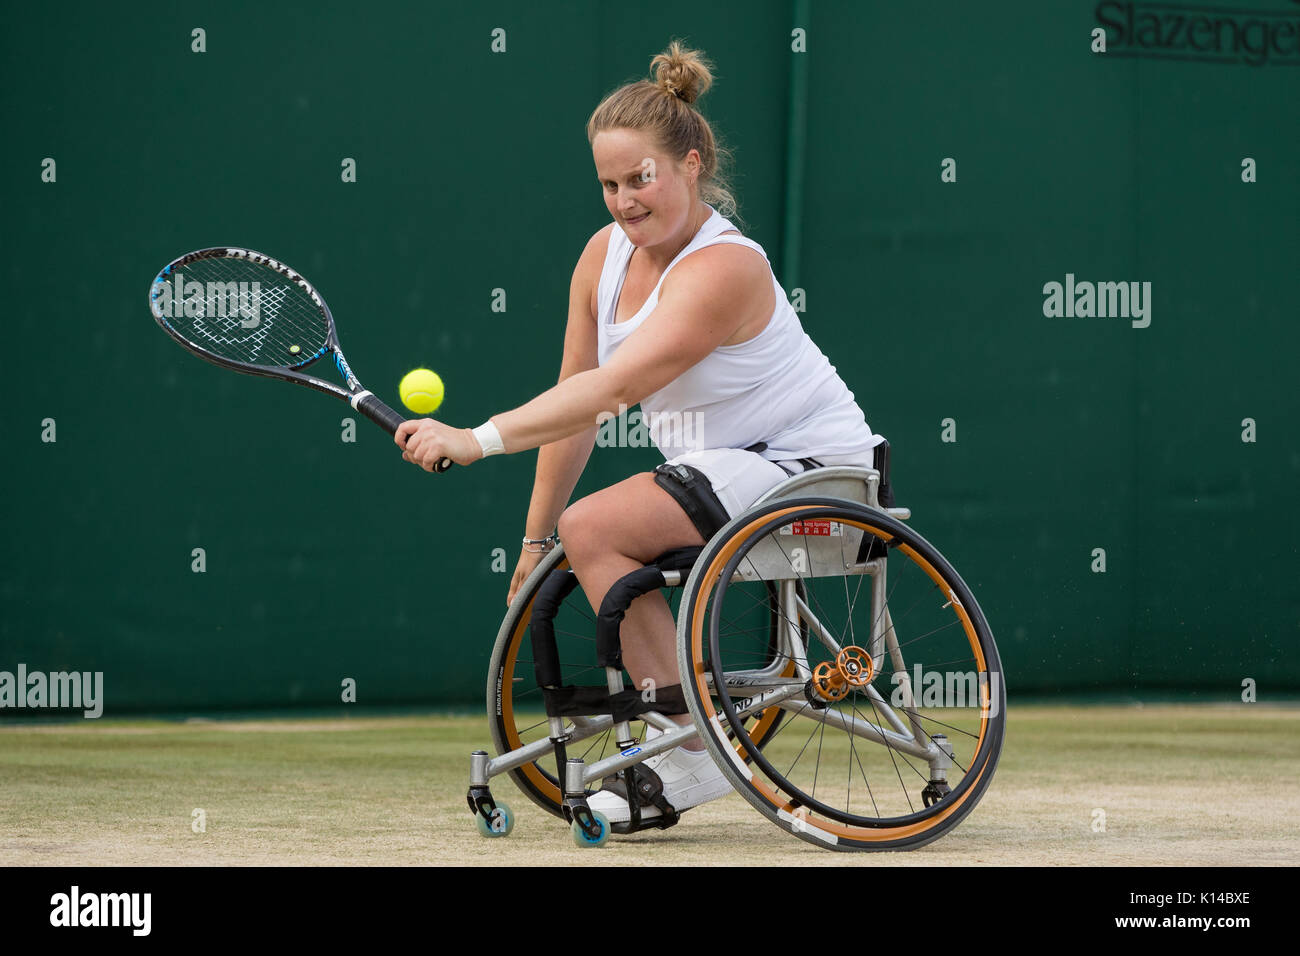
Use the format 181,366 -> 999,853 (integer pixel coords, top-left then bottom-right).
557,471 -> 706,747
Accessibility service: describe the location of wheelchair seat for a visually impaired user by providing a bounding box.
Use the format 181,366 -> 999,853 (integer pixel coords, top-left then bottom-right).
560,453 -> 905,721
644,440 -> 906,575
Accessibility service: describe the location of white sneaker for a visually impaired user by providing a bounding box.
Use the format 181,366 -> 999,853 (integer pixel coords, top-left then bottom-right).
639,724 -> 669,770
589,741 -> 734,824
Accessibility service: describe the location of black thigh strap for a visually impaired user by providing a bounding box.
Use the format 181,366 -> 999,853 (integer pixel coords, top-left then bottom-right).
653,463 -> 731,542
530,567 -> 581,688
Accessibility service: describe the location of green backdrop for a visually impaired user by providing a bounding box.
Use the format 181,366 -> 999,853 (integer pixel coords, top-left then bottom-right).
2,0 -> 1296,715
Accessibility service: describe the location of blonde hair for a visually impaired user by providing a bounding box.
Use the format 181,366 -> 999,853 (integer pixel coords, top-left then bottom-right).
586,40 -> 741,225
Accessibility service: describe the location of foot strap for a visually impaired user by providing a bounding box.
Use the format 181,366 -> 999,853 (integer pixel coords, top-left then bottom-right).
600,765 -> 681,833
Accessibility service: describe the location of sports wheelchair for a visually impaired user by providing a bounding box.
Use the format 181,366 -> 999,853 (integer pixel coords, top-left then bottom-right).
466,443 -> 1005,851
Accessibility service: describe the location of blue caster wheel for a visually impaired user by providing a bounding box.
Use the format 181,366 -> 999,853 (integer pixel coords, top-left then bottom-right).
571,810 -> 610,848
475,802 -> 515,838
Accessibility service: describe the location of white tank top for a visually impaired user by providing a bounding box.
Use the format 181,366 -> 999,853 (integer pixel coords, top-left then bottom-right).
596,204 -> 883,463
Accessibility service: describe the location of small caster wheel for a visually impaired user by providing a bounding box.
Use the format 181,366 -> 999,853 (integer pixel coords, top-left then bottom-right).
571,809 -> 610,848
475,802 -> 515,838
921,781 -> 951,808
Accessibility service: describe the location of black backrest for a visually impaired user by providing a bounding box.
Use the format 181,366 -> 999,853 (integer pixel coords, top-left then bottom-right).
874,439 -> 895,509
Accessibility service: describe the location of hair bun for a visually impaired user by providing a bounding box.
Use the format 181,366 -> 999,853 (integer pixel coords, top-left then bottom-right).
651,39 -> 714,105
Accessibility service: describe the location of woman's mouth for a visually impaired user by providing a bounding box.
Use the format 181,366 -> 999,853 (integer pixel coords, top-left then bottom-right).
625,212 -> 650,225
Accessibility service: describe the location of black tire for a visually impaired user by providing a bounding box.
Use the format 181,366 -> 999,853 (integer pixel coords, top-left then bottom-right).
677,497 -> 1005,851
486,544 -> 795,818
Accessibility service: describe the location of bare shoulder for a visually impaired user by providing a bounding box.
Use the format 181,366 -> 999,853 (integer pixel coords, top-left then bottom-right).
574,223 -> 616,281
660,233 -> 773,345
573,223 -> 616,319
668,232 -> 770,293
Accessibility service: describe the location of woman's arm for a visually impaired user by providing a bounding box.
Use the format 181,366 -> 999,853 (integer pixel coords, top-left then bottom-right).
490,243 -> 770,449
518,228 -> 611,538
397,239 -> 766,468
395,228 -> 611,469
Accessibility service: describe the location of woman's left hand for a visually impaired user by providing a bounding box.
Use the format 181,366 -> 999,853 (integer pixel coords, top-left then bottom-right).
394,419 -> 484,471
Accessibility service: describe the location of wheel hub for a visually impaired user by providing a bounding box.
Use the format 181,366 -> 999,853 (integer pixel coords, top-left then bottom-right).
810,646 -> 875,702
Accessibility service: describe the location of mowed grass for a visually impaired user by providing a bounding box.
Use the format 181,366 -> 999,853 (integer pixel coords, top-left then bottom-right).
1,705 -> 1296,866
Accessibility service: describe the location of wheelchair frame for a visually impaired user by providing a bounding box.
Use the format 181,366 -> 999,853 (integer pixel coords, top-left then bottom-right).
467,455 -> 1005,852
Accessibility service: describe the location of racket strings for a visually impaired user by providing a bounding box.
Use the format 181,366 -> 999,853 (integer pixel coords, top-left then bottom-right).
156,256 -> 329,369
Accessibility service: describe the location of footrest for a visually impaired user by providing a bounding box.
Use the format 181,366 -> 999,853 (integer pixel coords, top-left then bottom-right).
600,765 -> 682,834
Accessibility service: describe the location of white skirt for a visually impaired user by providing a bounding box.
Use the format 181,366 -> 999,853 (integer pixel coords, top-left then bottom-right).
662,447 -> 877,521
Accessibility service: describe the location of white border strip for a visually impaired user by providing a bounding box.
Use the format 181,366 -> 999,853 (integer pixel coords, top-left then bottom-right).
778,807 -> 840,846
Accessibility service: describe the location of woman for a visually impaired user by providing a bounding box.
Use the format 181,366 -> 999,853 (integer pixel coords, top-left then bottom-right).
395,41 -> 884,824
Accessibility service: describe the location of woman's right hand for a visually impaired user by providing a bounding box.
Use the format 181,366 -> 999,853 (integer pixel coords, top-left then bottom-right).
507,547 -> 548,607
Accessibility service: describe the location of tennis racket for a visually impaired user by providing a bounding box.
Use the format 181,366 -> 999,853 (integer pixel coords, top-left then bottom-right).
149,247 -> 452,472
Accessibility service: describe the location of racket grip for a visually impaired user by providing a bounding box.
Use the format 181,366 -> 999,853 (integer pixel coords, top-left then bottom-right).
355,392 -> 454,473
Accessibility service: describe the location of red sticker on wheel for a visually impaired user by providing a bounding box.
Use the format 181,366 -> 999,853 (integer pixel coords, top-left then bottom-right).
782,519 -> 839,536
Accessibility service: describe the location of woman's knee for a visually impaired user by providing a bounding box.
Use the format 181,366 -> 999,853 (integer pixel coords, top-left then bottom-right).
557,497 -> 604,559
559,473 -> 702,566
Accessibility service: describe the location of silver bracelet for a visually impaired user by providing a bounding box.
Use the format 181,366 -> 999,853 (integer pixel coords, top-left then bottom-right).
522,533 -> 558,553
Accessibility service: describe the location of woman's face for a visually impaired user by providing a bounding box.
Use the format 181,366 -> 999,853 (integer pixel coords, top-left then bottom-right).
592,128 -> 698,247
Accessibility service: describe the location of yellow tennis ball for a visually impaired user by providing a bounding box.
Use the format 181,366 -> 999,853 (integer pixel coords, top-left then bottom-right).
399,368 -> 444,414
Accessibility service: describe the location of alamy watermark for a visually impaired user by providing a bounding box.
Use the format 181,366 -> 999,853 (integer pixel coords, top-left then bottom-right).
890,664 -> 1001,718
1043,273 -> 1151,328
50,886 -> 150,936
596,403 -> 706,449
153,275 -> 265,326
0,664 -> 103,718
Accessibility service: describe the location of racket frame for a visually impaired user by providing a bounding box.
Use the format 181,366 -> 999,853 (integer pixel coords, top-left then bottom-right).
150,246 -> 449,468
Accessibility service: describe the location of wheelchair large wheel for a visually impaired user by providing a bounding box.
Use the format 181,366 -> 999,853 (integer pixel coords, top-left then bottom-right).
677,497 -> 1005,851
487,543 -> 796,819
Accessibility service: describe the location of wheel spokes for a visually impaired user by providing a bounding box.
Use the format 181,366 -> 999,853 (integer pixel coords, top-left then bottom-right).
702,505 -> 1001,834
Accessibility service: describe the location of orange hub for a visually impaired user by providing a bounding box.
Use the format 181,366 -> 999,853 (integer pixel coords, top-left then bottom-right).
810,645 -> 874,702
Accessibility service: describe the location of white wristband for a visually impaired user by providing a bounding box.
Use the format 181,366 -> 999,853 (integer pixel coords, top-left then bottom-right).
472,419 -> 505,457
